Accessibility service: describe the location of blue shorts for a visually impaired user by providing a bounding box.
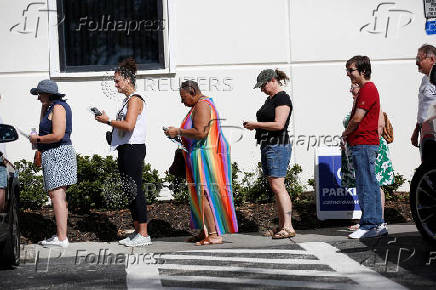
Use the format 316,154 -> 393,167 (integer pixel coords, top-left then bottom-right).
0,163 -> 7,188
260,144 -> 292,178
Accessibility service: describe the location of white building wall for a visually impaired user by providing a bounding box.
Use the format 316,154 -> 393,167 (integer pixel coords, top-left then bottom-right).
0,0 -> 433,191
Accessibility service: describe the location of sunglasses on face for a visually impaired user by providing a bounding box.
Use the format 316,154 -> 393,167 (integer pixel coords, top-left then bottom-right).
346,68 -> 358,73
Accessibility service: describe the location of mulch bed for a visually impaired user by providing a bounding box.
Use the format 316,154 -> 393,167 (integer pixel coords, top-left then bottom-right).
19,195 -> 413,244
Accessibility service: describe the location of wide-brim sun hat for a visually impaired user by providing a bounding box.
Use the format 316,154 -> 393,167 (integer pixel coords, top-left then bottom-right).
254,69 -> 278,89
30,79 -> 65,97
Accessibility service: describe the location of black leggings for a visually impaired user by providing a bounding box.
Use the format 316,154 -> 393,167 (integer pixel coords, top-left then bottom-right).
117,144 -> 147,223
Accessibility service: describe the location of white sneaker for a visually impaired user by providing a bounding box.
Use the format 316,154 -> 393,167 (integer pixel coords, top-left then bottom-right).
348,228 -> 378,239
40,235 -> 69,248
376,223 -> 388,236
124,233 -> 152,247
119,231 -> 137,245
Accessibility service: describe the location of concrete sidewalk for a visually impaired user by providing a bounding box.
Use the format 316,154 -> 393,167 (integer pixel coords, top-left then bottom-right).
21,223 -> 419,260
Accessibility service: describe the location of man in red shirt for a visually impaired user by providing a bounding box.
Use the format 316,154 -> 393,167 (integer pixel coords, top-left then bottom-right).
342,56 -> 387,239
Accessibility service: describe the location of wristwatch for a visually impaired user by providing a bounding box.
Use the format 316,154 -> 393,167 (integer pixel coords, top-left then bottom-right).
37,138 -> 41,143
106,119 -> 112,126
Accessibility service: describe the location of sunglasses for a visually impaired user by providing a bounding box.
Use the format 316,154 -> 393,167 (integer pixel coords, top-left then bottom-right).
346,68 -> 358,73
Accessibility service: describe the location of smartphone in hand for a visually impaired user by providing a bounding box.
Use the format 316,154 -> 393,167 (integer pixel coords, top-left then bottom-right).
90,107 -> 102,116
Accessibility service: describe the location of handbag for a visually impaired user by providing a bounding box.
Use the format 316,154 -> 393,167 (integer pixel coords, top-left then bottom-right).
382,112 -> 394,144
34,150 -> 42,168
106,131 -> 112,145
169,148 -> 186,178
430,63 -> 436,86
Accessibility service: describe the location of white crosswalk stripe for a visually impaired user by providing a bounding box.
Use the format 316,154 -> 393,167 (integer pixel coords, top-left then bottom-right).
126,242 -> 407,290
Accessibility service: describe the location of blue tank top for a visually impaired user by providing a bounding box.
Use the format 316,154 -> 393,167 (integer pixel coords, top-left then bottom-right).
38,100 -> 72,151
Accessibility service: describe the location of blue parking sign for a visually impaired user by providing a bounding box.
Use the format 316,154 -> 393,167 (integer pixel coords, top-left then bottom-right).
315,147 -> 361,220
426,21 -> 436,35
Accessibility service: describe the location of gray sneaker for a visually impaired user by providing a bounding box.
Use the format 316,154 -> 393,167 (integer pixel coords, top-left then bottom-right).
40,235 -> 69,248
119,231 -> 137,245
124,233 -> 152,247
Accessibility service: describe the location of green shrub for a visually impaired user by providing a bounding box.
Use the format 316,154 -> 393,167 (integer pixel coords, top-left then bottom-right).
164,172 -> 190,204
307,178 -> 315,191
239,163 -> 274,203
231,162 -> 306,204
285,164 -> 306,202
14,160 -> 47,209
101,171 -> 136,210
231,162 -> 245,206
382,173 -> 406,201
142,163 -> 163,204
67,155 -> 117,212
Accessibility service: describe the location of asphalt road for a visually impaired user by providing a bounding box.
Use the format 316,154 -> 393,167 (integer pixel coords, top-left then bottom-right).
0,225 -> 435,289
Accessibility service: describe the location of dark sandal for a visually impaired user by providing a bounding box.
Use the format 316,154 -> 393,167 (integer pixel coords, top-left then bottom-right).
272,228 -> 296,239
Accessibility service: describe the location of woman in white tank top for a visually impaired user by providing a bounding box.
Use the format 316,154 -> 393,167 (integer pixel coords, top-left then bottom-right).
95,57 -> 151,247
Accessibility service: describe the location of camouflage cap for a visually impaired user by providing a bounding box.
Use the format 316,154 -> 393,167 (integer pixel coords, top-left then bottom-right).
254,69 -> 277,89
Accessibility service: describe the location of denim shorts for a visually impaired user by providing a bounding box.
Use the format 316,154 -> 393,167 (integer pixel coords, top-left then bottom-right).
260,144 -> 292,178
0,157 -> 7,188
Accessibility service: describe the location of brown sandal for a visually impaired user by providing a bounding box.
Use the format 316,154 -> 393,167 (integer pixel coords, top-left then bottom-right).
272,228 -> 296,239
195,232 -> 223,246
264,226 -> 280,237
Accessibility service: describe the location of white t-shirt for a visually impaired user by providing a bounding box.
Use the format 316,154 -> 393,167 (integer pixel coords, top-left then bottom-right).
417,75 -> 436,124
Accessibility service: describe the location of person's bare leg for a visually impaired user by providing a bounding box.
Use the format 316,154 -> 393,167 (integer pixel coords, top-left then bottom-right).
198,191 -> 222,244
136,221 -> 149,236
49,187 -> 68,241
269,179 -> 284,229
269,177 -> 295,231
0,189 -> 5,212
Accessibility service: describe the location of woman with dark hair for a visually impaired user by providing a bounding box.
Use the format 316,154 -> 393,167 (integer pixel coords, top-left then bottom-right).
244,69 -> 296,239
165,80 -> 238,245
95,57 -> 151,247
29,79 -> 77,248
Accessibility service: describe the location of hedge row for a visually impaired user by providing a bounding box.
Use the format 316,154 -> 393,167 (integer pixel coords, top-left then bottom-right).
14,154 -> 308,212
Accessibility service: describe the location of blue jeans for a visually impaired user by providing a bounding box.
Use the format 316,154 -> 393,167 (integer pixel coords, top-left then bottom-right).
260,144 -> 292,177
351,145 -> 384,230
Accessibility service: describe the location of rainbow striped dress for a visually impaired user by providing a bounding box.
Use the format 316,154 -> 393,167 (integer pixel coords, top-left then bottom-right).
180,97 -> 238,234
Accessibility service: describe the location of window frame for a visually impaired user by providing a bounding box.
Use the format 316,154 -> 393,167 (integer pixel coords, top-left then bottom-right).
47,0 -> 175,78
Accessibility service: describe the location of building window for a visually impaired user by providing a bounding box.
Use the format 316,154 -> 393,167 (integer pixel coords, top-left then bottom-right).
56,0 -> 165,72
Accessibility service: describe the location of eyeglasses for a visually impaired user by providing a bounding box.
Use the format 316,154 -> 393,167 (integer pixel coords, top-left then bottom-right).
416,55 -> 429,63
346,68 -> 358,73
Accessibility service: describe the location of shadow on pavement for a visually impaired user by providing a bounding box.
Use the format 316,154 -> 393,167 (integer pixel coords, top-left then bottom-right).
335,233 -> 436,290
